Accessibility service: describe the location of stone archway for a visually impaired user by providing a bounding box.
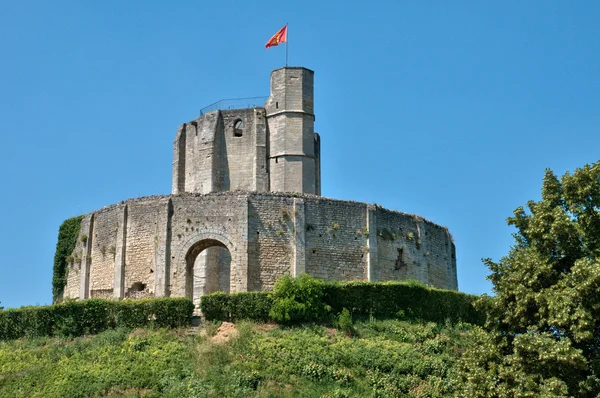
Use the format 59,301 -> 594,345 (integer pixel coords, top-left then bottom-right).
185,238 -> 234,305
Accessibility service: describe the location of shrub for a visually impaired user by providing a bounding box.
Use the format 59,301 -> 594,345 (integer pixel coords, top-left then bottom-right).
269,274 -> 331,324
335,308 -> 355,337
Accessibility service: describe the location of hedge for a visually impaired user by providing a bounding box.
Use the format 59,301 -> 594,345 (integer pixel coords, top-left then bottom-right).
0,298 -> 194,340
52,215 -> 83,302
201,292 -> 273,322
201,277 -> 485,325
322,280 -> 485,325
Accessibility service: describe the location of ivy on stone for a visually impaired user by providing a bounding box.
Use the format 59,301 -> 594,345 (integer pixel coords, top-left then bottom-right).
52,215 -> 83,302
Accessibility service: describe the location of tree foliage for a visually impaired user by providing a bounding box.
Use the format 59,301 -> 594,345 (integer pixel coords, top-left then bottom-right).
456,162 -> 600,397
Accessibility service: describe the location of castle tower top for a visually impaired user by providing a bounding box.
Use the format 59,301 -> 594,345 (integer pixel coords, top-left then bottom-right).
264,67 -> 320,195
264,67 -> 314,116
172,66 -> 320,195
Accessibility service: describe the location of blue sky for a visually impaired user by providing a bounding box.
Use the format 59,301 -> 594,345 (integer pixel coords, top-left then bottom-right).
1,1 -> 598,308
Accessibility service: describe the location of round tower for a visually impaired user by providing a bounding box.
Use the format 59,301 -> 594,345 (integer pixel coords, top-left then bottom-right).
264,67 -> 320,194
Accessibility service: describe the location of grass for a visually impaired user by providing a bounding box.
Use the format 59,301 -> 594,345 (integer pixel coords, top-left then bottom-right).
0,319 -> 477,397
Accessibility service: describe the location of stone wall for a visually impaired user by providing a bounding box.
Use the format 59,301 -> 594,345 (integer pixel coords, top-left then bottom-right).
89,205 -> 119,298
247,195 -> 295,290
304,199 -> 367,281
172,108 -> 270,195
172,67 -> 321,197
63,192 -> 457,301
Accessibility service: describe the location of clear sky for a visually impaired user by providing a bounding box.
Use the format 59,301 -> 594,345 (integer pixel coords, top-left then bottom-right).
1,1 -> 598,309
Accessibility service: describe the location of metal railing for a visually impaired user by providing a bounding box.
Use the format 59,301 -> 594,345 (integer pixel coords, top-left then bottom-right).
200,96 -> 268,115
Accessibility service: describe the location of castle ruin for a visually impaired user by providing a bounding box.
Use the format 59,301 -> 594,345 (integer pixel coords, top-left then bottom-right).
62,67 -> 458,305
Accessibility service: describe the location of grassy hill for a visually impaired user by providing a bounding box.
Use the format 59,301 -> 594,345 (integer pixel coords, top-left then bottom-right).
0,318 -> 477,398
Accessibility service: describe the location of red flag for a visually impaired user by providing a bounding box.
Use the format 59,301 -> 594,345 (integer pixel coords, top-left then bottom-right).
265,25 -> 287,49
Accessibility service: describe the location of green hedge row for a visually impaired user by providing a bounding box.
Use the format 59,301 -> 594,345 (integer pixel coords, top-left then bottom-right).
201,278 -> 485,325
322,280 -> 485,325
0,298 -> 194,340
201,292 -> 273,322
52,215 -> 83,302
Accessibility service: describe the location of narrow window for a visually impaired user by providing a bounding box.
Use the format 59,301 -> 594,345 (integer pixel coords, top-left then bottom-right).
234,119 -> 243,137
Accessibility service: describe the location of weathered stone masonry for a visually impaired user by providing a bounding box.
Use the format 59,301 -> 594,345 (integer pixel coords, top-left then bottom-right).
64,192 -> 457,303
61,65 -> 458,304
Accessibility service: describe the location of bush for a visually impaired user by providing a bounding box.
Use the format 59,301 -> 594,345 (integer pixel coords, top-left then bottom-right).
335,308 -> 355,337
269,274 -> 331,324
201,292 -> 272,322
0,298 -> 194,340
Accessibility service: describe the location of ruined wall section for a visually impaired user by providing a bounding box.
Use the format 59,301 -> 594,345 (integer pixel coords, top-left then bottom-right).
253,109 -> 269,191
64,215 -> 93,300
62,192 -> 458,301
65,260 -> 81,299
247,195 -> 295,290
424,225 -> 457,290
304,200 -> 367,281
168,194 -> 248,297
172,124 -> 186,194
88,206 -> 119,299
220,109 -> 265,192
124,199 -> 166,299
173,109 -> 268,195
178,112 -> 222,194
374,207 -> 457,290
63,215 -> 91,300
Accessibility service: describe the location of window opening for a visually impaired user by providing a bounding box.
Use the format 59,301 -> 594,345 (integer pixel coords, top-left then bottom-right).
130,282 -> 146,292
234,119 -> 243,137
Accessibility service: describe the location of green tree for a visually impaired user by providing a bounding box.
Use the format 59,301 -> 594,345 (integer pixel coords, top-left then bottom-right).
456,162 -> 600,397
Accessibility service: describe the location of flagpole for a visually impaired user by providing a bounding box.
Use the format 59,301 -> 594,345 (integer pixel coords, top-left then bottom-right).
285,23 -> 289,66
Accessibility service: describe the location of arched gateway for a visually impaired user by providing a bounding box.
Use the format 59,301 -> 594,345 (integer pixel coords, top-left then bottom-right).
180,232 -> 237,305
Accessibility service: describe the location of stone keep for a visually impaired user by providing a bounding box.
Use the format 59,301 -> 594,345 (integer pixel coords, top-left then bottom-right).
62,67 -> 458,305
172,67 -> 320,196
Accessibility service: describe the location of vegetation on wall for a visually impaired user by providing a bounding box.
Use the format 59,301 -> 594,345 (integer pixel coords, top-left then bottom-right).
455,161 -> 600,397
52,215 -> 83,302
